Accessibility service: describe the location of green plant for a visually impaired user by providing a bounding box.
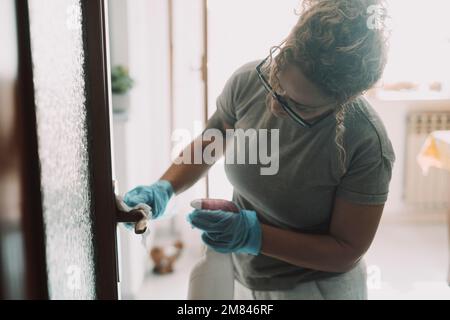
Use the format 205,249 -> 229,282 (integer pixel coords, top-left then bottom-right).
111,65 -> 134,95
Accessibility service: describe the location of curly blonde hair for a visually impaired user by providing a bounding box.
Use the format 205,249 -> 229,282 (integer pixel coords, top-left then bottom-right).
265,0 -> 388,173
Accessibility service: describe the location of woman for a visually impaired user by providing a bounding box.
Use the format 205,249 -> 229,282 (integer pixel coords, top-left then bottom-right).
124,0 -> 395,300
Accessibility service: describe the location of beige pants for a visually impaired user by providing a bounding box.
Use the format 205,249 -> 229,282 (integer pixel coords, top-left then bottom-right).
234,261 -> 368,300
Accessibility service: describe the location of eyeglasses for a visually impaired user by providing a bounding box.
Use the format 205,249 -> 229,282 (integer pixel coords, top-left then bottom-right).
256,56 -> 335,128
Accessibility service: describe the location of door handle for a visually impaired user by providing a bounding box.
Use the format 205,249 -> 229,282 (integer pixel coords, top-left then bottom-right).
113,181 -> 149,235
116,206 -> 148,235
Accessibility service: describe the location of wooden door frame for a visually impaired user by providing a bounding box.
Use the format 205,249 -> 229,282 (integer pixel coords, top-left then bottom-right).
82,0 -> 119,299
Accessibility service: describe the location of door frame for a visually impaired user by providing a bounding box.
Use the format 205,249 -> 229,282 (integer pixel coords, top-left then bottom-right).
82,0 -> 119,299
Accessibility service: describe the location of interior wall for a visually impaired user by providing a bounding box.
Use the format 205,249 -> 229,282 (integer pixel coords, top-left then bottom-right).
367,97 -> 450,219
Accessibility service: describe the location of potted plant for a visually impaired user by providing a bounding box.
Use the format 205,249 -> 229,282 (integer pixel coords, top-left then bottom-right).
111,65 -> 134,114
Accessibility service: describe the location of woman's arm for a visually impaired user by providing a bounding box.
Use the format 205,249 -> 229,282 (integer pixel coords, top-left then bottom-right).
161,119 -> 233,195
260,197 -> 384,273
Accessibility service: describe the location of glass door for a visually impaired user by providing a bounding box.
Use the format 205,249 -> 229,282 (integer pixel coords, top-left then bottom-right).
26,0 -> 119,299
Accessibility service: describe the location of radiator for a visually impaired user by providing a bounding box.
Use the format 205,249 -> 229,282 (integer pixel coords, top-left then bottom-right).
404,111 -> 450,211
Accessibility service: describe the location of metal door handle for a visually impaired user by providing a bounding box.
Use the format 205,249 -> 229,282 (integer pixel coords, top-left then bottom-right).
116,207 -> 148,235
113,180 -> 149,234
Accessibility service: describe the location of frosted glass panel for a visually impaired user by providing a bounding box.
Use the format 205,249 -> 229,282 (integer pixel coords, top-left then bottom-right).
28,0 -> 96,299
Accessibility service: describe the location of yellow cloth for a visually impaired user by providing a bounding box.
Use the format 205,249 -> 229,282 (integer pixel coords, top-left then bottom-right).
417,130 -> 450,174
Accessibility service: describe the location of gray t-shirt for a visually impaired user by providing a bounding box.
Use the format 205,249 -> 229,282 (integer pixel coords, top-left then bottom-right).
206,61 -> 395,291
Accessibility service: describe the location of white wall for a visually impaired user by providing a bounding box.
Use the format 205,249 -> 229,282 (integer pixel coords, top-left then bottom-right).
367,97 -> 450,218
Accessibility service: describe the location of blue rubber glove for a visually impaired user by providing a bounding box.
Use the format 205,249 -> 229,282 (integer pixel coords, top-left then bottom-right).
187,209 -> 262,256
124,180 -> 174,220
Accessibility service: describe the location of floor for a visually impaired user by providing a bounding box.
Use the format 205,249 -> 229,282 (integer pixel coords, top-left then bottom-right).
364,221 -> 450,299
136,246 -> 201,300
136,221 -> 450,300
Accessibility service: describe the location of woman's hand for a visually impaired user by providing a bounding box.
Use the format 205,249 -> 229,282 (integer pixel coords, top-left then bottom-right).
187,209 -> 262,255
124,180 -> 174,220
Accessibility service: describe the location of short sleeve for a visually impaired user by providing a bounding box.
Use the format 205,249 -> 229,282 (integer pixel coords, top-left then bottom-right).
216,71 -> 239,127
336,138 -> 395,206
215,60 -> 258,127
